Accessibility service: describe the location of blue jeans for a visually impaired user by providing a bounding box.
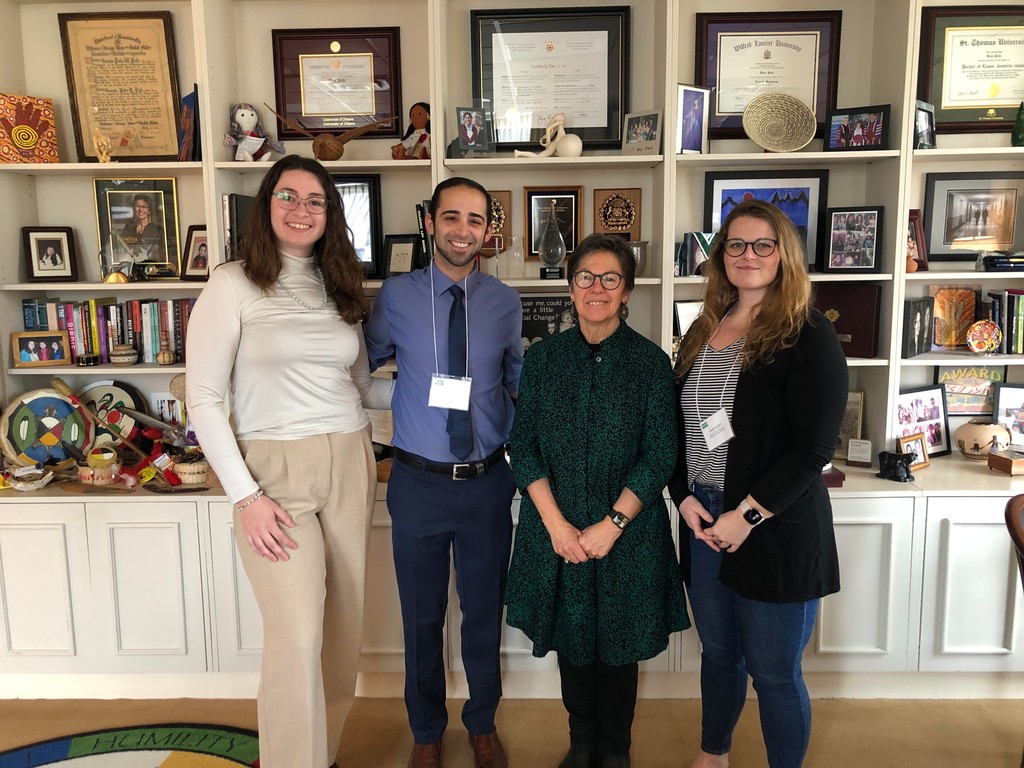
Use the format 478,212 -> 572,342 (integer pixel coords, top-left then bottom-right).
688,482 -> 819,768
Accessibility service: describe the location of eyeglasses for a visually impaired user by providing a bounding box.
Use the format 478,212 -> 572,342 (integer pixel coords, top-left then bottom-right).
573,270 -> 623,289
722,238 -> 778,258
272,190 -> 328,214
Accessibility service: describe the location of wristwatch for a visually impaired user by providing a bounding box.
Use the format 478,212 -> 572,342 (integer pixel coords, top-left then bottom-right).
610,510 -> 631,530
739,499 -> 764,527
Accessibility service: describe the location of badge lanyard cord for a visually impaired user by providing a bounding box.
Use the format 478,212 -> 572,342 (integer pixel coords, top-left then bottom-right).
429,267 -> 470,377
694,315 -> 741,424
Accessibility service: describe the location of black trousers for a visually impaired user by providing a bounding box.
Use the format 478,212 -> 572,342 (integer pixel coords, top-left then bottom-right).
557,653 -> 639,757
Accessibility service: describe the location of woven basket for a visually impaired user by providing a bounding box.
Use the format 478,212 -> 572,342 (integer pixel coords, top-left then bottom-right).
742,92 -> 817,153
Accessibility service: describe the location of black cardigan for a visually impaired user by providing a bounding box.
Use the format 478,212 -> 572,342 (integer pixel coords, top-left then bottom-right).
668,309 -> 849,603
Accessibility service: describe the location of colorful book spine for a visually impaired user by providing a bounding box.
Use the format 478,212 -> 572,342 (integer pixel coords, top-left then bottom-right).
22,298 -> 37,330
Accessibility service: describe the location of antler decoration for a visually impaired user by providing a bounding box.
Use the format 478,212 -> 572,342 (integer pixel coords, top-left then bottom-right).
263,103 -> 397,161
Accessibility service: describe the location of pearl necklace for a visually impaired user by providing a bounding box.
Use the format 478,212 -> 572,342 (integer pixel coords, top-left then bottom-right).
277,267 -> 328,311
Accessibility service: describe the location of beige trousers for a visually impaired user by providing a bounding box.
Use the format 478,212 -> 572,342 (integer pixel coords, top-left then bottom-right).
235,427 -> 375,768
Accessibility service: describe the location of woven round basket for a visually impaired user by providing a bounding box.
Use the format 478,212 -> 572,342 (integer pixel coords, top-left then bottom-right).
742,92 -> 817,152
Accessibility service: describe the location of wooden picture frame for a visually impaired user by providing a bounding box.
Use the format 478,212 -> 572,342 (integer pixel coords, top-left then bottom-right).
181,225 -> 209,281
914,100 -> 936,149
823,206 -> 883,273
594,188 -> 641,241
21,227 -> 78,283
93,178 -> 180,279
822,104 -> 891,151
384,234 -> 419,276
936,364 -> 1005,417
331,173 -> 384,278
898,432 -> 931,471
895,385 -> 951,457
58,12 -> 181,162
835,390 -> 864,460
695,11 -> 842,139
677,84 -> 710,154
907,209 -> 928,271
11,330 -> 70,368
917,6 -> 1024,134
704,169 -> 829,269
483,190 -> 512,257
621,110 -> 662,155
923,172 -> 1024,261
524,186 -> 582,260
994,384 -> 1024,446
271,27 -> 402,140
471,7 -> 630,151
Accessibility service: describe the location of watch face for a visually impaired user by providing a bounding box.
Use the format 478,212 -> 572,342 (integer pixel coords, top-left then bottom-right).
743,507 -> 763,526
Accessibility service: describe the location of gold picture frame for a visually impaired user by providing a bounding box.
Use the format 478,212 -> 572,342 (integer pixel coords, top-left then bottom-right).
898,431 -> 931,471
11,331 -> 71,369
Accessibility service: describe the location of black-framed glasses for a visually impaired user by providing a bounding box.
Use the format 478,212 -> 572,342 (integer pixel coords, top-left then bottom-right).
573,270 -> 623,289
272,189 -> 328,214
723,238 -> 778,258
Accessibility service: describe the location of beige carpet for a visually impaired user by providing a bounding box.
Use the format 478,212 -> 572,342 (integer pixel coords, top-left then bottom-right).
0,697 -> 1022,767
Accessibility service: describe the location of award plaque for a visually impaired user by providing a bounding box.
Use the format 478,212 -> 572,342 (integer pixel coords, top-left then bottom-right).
593,188 -> 641,242
483,190 -> 512,257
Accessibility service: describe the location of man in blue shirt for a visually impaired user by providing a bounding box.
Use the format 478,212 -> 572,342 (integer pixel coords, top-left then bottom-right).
365,177 -> 523,768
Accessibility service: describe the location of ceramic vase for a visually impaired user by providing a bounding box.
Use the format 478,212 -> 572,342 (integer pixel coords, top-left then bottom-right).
954,419 -> 1011,460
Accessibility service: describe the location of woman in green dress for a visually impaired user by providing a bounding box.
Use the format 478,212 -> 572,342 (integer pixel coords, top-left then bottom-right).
506,233 -> 690,768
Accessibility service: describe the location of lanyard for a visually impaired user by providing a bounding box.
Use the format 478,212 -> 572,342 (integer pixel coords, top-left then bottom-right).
429,266 -> 470,376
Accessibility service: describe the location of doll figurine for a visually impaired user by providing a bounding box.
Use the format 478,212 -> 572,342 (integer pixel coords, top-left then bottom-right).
391,102 -> 431,160
224,103 -> 284,162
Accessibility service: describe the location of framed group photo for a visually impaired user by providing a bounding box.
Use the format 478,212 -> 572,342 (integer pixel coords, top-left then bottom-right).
181,225 -> 209,281
524,186 -> 582,260
824,206 -> 883,273
11,330 -> 70,368
895,385 -> 951,457
823,104 -> 890,151
93,177 -> 179,277
898,432 -> 930,472
995,384 -> 1024,445
677,84 -> 710,154
21,226 -> 78,283
622,110 -> 661,154
923,171 -> 1024,260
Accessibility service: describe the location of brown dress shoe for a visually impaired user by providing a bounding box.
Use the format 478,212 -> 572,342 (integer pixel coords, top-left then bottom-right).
408,741 -> 442,768
468,731 -> 507,768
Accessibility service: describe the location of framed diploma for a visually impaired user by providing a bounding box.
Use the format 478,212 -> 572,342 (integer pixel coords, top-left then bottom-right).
58,12 -> 182,162
272,27 -> 402,140
918,7 -> 1024,133
695,11 -> 842,140
471,8 -> 630,151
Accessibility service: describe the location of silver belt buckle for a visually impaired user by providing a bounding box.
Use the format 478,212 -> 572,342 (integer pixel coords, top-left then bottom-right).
452,463 -> 471,480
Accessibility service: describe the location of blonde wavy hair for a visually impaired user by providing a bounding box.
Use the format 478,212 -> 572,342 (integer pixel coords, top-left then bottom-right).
675,199 -> 810,377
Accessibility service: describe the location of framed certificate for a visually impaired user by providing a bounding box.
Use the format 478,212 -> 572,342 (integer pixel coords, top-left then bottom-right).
272,27 -> 402,140
918,6 -> 1024,133
695,11 -> 842,139
471,8 -> 630,151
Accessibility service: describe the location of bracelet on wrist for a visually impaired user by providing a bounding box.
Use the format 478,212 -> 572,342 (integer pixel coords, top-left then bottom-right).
234,489 -> 264,512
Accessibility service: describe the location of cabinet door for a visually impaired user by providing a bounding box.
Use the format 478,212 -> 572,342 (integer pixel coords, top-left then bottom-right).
0,503 -> 93,672
803,496 -> 918,672
920,495 -> 1024,672
86,501 -> 207,673
208,501 -> 263,673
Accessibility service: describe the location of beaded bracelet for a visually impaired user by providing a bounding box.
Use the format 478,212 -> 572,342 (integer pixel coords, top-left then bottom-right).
234,489 -> 264,512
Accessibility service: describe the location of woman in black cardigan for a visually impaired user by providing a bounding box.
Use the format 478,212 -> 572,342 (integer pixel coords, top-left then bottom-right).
668,200 -> 848,768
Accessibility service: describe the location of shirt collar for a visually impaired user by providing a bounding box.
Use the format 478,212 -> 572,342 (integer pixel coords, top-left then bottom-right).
428,260 -> 480,298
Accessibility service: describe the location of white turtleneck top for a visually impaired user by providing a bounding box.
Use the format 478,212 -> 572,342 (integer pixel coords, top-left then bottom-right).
186,252 -> 392,501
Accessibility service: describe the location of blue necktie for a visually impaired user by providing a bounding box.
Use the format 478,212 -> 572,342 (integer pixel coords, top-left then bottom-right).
446,285 -> 473,459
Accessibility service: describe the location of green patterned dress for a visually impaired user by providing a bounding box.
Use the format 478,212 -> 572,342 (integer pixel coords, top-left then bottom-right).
505,322 -> 690,666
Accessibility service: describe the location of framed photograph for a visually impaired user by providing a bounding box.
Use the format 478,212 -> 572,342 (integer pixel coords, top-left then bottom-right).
181,225 -> 209,281
622,110 -> 662,155
21,227 -> 78,283
823,206 -> 883,273
822,104 -> 890,151
456,107 -> 490,153
524,186 -> 582,260
520,295 -> 574,354
678,84 -> 710,154
271,27 -> 402,140
594,188 -> 641,241
895,385 -> 951,458
471,7 -> 630,151
907,209 -> 929,271
58,12 -> 181,162
835,390 -> 864,461
331,174 -> 384,278
483,190 -> 512,257
11,330 -> 70,369
936,364 -> 1005,416
901,296 -> 934,359
93,178 -> 180,278
384,234 -> 419,276
918,7 -> 1024,134
898,432 -> 931,472
914,100 -> 936,149
694,11 -> 842,139
674,300 -> 704,339
704,170 -> 829,268
994,384 -> 1024,445
923,172 -> 1024,260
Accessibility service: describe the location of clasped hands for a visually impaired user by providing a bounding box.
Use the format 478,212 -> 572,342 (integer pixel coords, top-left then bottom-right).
548,515 -> 622,564
238,493 -> 298,562
677,495 -> 752,554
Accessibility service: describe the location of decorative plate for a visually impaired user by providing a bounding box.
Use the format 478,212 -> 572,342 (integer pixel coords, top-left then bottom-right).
742,92 -> 817,153
77,380 -> 147,446
966,319 -> 1002,354
0,389 -> 94,469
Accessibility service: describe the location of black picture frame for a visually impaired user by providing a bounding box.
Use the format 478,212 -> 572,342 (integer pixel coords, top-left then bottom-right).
923,171 -> 1024,261
524,186 -> 582,260
181,225 -> 209,282
994,384 -> 1024,441
914,100 -> 936,149
455,107 -> 491,153
520,295 -> 574,354
471,7 -> 630,151
703,170 -> 829,269
822,104 -> 891,151
901,296 -> 934,359
936,363 -> 1006,417
271,27 -> 402,140
384,234 -> 419,276
895,385 -> 951,458
93,177 -> 180,278
917,6 -> 1024,134
331,173 -> 383,278
21,226 -> 79,283
823,206 -> 883,273
695,11 -> 842,140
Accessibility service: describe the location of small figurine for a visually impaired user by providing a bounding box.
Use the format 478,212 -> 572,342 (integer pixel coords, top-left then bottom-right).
92,127 -> 113,163
392,102 -> 431,160
514,113 -> 583,159
224,103 -> 284,162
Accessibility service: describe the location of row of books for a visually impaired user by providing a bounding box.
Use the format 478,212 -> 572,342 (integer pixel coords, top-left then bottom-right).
907,286 -> 1024,357
22,296 -> 196,364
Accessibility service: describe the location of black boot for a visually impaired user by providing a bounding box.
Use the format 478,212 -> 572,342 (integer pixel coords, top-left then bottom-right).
597,755 -> 630,768
558,743 -> 596,768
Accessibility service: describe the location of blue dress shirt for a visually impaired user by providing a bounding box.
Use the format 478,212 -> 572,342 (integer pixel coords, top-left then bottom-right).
365,262 -> 523,462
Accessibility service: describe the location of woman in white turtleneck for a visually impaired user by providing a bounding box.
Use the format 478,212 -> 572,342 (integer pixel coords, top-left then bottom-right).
186,154 -> 392,768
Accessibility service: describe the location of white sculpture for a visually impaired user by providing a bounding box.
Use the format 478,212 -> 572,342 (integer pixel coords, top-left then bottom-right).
514,113 -> 583,158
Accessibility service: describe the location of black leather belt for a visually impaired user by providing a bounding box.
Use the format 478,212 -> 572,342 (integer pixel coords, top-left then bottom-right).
393,445 -> 507,480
